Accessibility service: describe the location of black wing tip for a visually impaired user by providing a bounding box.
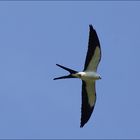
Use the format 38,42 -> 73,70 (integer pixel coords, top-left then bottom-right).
89,24 -> 97,34
89,24 -> 95,30
56,64 -> 60,67
89,24 -> 93,28
80,118 -> 88,128
80,123 -> 85,128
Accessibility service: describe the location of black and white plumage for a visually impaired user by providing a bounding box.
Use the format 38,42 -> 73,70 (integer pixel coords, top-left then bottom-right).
54,25 -> 101,127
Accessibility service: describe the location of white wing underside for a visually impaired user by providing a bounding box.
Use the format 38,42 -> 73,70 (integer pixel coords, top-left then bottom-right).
85,80 -> 96,107
86,46 -> 101,72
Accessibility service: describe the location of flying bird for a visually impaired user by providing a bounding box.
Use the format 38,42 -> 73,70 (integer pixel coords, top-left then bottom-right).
54,25 -> 101,127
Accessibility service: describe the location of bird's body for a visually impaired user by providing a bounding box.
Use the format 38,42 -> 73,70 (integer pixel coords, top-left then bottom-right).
54,25 -> 101,127
72,71 -> 101,81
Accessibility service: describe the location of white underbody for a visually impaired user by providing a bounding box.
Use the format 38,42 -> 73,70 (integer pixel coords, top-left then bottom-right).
72,71 -> 101,81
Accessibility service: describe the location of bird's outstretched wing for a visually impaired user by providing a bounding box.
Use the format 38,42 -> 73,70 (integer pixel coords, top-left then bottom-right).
80,25 -> 101,127
84,25 -> 101,72
80,81 -> 96,127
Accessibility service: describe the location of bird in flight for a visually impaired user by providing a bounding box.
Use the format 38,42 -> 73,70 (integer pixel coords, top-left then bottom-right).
54,25 -> 101,127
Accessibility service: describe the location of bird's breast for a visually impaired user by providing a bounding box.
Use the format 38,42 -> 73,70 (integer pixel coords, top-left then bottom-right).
75,71 -> 100,81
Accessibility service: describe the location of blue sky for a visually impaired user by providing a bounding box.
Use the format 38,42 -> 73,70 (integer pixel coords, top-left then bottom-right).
0,1 -> 140,139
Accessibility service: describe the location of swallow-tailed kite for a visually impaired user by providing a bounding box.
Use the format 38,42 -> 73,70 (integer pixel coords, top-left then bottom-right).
54,25 -> 101,127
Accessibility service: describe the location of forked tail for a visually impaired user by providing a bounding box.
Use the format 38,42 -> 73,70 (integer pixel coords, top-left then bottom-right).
53,64 -> 78,80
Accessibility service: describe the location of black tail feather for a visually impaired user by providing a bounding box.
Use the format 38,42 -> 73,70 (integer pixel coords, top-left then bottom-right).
54,64 -> 78,80
56,64 -> 77,74
53,74 -> 76,80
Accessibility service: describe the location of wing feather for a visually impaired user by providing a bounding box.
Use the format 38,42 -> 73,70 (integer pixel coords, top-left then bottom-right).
80,80 -> 96,127
84,25 -> 101,72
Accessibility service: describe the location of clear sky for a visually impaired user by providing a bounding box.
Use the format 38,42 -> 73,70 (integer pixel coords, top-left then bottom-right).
0,1 -> 140,139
